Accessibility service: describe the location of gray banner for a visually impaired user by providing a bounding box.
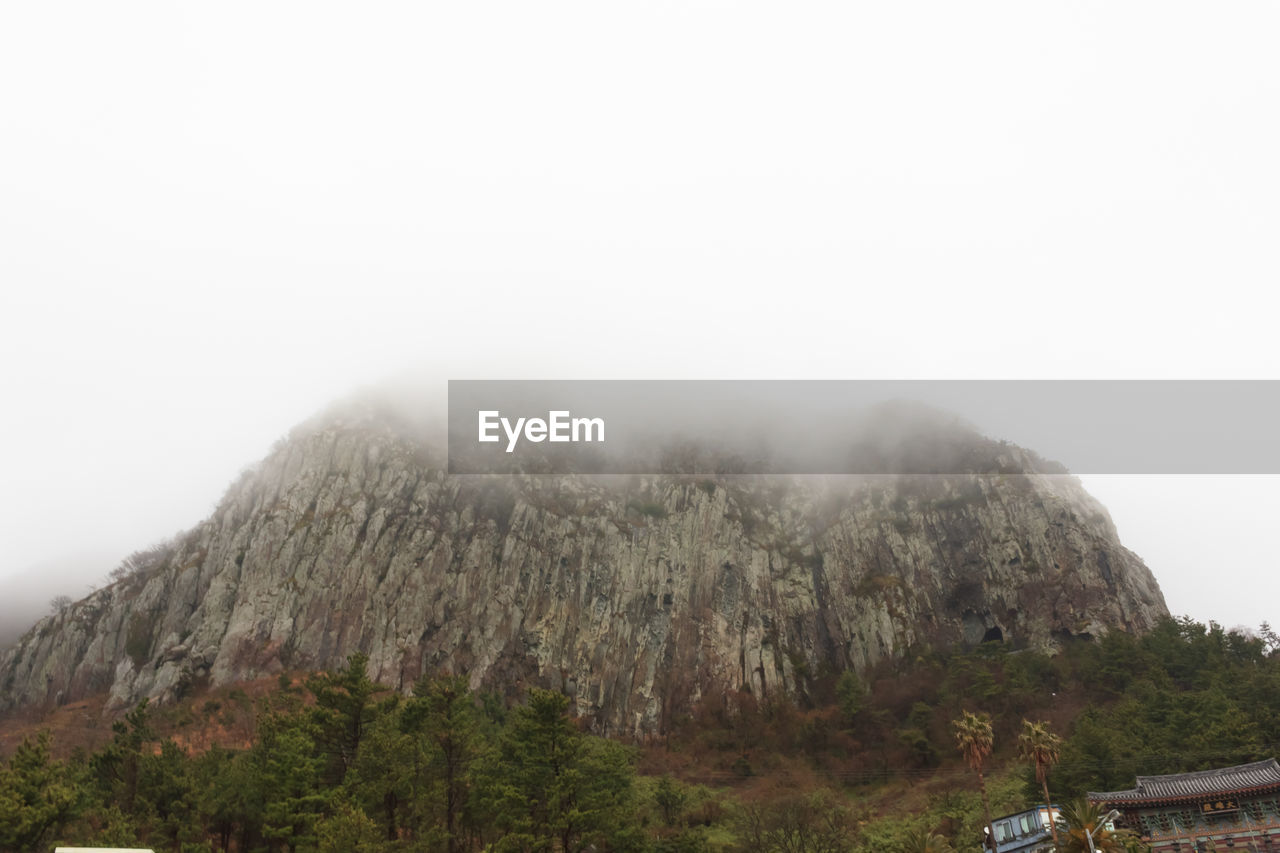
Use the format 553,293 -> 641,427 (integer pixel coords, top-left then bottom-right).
447,380 -> 1280,475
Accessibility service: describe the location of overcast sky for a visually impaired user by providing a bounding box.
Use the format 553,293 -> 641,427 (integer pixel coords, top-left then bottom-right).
0,3 -> 1277,637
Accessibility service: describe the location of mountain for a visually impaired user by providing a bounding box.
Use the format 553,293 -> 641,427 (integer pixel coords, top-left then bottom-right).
0,404 -> 1167,735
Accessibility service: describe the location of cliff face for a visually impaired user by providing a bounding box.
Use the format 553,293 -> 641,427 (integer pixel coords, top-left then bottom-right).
0,414 -> 1167,735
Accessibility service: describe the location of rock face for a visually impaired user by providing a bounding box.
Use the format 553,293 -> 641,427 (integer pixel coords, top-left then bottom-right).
0,410 -> 1167,735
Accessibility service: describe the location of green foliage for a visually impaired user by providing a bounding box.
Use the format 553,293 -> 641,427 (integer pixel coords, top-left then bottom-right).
952,711 -> 992,772
860,771 -> 1028,853
952,710 -> 996,853
407,672 -> 481,851
315,801 -> 385,853
477,688 -> 640,852
900,827 -> 957,853
1017,719 -> 1063,847
136,739 -> 203,849
21,673 -> 645,851
89,699 -> 154,814
897,726 -> 938,768
1053,617 -> 1279,797
1058,798 -> 1134,853
653,827 -> 716,852
125,613 -> 153,668
1017,719 -> 1061,787
305,651 -> 389,787
191,745 -> 260,852
0,731 -> 80,851
836,670 -> 866,720
343,710 -> 420,843
734,788 -> 854,853
20,615 -> 1280,852
656,775 -> 689,826
255,714 -> 329,851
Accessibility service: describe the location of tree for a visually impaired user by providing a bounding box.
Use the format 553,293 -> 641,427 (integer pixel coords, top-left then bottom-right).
306,652 -> 387,787
735,788 -> 853,853
836,670 -> 865,721
254,716 -> 328,852
193,745 -> 263,853
655,776 -> 688,827
346,708 -> 420,844
90,699 -> 154,814
1018,719 -> 1062,849
406,673 -> 480,852
898,723 -> 939,768
1059,799 -> 1131,853
135,739 -> 203,850
0,731 -> 80,851
116,538 -> 177,579
479,688 -> 581,851
901,826 -> 957,853
478,689 -> 637,852
1259,621 -> 1280,655
953,710 -> 996,853
315,801 -> 386,853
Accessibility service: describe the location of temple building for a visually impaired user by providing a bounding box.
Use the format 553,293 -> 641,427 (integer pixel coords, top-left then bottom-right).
1090,759 -> 1280,853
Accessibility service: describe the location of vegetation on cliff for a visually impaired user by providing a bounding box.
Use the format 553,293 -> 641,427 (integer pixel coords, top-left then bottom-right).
3,616 -> 1277,852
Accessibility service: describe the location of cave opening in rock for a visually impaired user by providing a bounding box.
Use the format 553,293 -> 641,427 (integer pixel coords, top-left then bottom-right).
981,626 -> 1004,643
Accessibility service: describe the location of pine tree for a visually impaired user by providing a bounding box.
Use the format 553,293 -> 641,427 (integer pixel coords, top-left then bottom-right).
0,731 -> 80,851
346,708 -> 417,843
90,699 -> 154,815
479,688 -> 637,852
406,673 -> 479,853
254,715 -> 329,852
193,745 -> 262,853
306,652 -> 387,787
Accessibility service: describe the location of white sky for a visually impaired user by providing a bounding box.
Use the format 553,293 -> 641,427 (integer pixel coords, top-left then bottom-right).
0,3 -> 1277,634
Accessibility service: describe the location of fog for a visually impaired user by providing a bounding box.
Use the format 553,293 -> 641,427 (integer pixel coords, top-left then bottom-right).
2,378 -> 1277,645
1,3 -> 1278,641
447,381 -> 1280,475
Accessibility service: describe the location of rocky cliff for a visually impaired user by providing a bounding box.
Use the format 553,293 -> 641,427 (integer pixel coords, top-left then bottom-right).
0,408 -> 1167,735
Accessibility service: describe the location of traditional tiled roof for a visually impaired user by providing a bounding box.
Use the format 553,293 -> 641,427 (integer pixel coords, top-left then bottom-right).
1090,759 -> 1280,804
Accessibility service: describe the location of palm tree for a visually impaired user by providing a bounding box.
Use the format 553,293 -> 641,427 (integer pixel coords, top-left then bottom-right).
953,710 -> 996,852
1059,799 -> 1129,853
1018,719 -> 1063,849
902,826 -> 957,853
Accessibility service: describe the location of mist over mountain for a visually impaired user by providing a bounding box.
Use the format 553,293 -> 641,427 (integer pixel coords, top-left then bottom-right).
0,552 -> 124,648
0,396 -> 1167,734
